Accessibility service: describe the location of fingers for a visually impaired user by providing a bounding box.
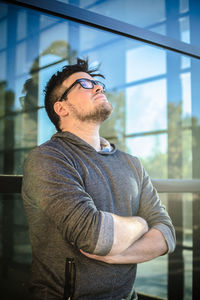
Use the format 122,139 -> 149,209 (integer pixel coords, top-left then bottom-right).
80,249 -> 104,260
80,249 -> 122,264
80,249 -> 111,263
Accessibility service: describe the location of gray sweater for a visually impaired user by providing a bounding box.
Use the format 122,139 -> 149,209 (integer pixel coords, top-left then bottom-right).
22,131 -> 176,300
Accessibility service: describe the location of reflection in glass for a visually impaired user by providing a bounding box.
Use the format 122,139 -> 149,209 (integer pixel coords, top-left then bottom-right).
67,0 -> 166,28
17,10 -> 27,41
126,45 -> 166,82
180,0 -> 189,13
38,108 -> 56,145
136,192 -> 194,300
126,79 -> 167,134
0,194 -> 31,299
179,16 -> 190,43
0,19 -> 7,50
135,255 -> 168,299
57,0 -> 200,47
0,1 -> 200,299
136,195 -> 168,299
126,134 -> 167,179
183,194 -> 192,248
183,250 -> 192,299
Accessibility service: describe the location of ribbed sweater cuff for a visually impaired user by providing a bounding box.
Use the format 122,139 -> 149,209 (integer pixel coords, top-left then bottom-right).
153,223 -> 176,253
93,211 -> 114,256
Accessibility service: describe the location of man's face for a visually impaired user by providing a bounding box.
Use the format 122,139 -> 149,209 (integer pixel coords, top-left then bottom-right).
61,72 -> 113,123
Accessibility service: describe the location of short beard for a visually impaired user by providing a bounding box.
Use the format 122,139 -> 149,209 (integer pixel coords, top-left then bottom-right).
67,101 -> 113,123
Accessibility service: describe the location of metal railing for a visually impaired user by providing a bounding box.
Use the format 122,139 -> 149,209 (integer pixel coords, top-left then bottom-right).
1,175 -> 200,194
152,178 -> 200,193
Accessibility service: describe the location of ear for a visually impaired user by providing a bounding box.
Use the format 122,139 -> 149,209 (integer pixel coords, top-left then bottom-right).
54,101 -> 69,118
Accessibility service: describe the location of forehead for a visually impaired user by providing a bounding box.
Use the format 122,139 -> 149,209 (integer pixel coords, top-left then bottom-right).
63,72 -> 93,87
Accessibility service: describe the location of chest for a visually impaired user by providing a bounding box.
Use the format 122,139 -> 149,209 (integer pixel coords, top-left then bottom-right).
77,154 -> 141,216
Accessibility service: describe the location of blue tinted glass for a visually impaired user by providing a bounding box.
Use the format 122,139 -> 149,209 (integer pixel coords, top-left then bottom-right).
58,0 -> 200,48
0,0 -> 199,178
0,2 -> 199,299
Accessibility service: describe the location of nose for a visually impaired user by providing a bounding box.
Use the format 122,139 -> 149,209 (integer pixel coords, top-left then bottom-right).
94,83 -> 104,93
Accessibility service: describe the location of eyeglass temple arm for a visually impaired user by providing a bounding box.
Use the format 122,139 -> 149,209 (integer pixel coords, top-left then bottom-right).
58,81 -> 77,101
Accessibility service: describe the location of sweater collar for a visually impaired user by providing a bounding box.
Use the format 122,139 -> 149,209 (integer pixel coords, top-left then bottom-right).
52,131 -> 116,155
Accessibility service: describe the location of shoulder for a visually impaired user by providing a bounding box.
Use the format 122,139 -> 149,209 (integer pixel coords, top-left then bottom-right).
115,149 -> 145,183
116,149 -> 143,171
23,138 -> 68,171
23,136 -> 80,177
26,136 -> 74,161
24,140 -> 56,163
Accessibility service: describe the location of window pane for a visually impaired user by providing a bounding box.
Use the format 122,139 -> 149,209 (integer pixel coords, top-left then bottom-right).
58,0 -> 200,47
0,194 -> 31,299
126,134 -> 168,178
126,79 -> 167,134
135,192 -> 194,299
135,255 -> 168,298
0,1 -> 200,299
0,2 -> 199,177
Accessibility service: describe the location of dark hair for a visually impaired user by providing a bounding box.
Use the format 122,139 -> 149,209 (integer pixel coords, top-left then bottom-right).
44,58 -> 104,131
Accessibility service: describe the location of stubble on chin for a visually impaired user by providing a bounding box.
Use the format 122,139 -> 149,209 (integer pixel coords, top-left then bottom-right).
67,101 -> 113,123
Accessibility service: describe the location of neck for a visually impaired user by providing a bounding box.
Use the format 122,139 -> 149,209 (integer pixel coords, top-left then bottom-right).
62,121 -> 101,151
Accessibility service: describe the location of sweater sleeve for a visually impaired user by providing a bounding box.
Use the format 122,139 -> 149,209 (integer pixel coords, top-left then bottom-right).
22,146 -> 114,255
135,159 -> 176,253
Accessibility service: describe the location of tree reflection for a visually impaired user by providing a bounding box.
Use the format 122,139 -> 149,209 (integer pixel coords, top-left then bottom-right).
21,40 -> 77,149
100,90 -> 126,151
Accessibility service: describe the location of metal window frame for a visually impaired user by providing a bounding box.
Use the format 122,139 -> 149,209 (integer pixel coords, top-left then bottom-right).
4,0 -> 200,60
1,1 -> 200,299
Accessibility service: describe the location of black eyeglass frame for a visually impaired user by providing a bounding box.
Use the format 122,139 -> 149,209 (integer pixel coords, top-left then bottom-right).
58,78 -> 106,101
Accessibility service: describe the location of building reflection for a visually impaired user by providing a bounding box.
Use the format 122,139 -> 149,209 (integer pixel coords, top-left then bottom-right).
0,0 -> 200,299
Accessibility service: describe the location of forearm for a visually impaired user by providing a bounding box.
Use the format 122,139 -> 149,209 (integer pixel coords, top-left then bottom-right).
107,214 -> 148,255
113,228 -> 168,264
81,228 -> 168,264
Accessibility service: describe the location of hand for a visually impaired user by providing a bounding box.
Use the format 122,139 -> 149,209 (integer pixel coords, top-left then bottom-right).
80,228 -> 168,265
80,249 -> 127,264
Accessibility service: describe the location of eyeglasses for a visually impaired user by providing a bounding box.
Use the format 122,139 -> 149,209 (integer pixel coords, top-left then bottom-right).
58,78 -> 106,101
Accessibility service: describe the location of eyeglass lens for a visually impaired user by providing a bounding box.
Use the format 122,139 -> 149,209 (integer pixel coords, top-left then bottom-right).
79,79 -> 105,91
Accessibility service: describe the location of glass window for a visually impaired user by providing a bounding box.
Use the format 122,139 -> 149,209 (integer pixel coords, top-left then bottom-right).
57,0 -> 200,47
0,2 -> 199,177
0,1 -> 200,299
126,79 -> 167,134
135,254 -> 168,298
0,193 -> 31,299
126,134 -> 168,178
135,192 -> 193,299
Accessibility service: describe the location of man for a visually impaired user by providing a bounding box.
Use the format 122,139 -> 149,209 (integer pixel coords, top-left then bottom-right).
22,58 -> 176,300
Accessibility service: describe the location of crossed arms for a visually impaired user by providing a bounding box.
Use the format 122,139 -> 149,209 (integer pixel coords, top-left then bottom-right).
81,215 -> 168,264
22,146 -> 176,265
